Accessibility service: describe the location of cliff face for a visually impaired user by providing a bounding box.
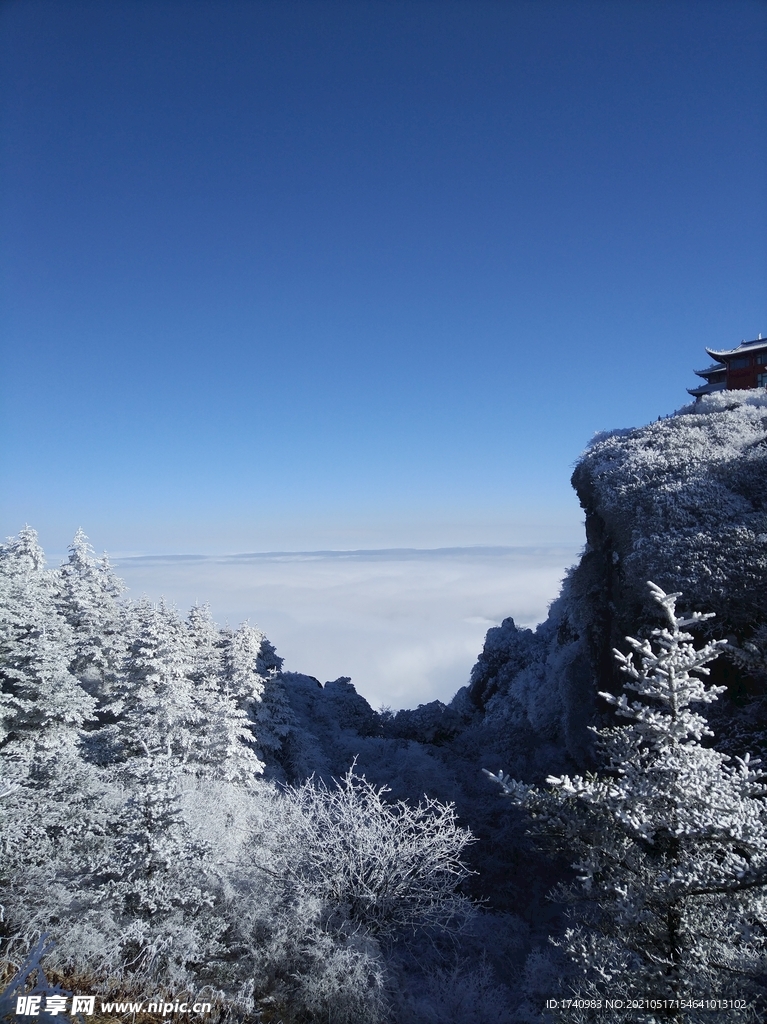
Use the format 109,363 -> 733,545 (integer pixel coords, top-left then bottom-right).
465,390 -> 767,771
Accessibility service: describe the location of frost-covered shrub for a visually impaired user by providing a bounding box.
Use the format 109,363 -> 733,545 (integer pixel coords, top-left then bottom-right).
244,894 -> 388,1024
254,766 -> 475,940
217,768 -> 476,1022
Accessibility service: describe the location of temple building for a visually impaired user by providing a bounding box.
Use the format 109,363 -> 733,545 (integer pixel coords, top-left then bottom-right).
688,335 -> 767,399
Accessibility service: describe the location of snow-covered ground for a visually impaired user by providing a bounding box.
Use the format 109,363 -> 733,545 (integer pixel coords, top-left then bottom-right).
112,545 -> 580,710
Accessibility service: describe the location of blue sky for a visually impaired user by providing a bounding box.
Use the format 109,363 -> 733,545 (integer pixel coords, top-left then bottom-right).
1,0 -> 766,556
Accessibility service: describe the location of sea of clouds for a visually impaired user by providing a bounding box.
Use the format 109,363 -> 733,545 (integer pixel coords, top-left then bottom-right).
112,546 -> 580,710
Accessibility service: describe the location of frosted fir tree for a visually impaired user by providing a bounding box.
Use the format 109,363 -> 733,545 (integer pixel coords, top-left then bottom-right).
0,529 -> 112,951
58,529 -> 126,692
486,583 -> 767,1018
249,637 -> 292,766
0,527 -> 67,743
186,605 -> 264,782
186,602 -> 222,691
109,598 -> 203,763
87,601 -> 218,981
97,599 -> 202,886
216,623 -> 273,775
0,524 -> 47,575
219,622 -> 268,707
250,671 -> 293,766
0,525 -> 96,803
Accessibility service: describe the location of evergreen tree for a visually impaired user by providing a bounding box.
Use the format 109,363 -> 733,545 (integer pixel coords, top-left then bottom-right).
487,583 -> 767,1019
216,623 -> 271,777
58,528 -> 126,693
219,622 -> 267,706
90,601 -> 218,981
186,602 -> 222,693
0,525 -> 96,794
0,528 -> 109,948
250,637 -> 292,766
251,671 -> 293,765
187,605 -> 264,782
111,598 -> 201,763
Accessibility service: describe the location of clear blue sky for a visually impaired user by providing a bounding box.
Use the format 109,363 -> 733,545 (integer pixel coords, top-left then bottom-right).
2,0 -> 766,556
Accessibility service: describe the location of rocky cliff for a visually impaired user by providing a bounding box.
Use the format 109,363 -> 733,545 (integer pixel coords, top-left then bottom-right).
462,388 -> 767,772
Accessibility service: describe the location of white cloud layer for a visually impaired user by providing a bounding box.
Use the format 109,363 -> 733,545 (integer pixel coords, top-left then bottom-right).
112,546 -> 580,710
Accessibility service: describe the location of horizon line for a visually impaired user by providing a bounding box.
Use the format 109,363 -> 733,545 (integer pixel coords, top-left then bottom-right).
100,542 -> 583,564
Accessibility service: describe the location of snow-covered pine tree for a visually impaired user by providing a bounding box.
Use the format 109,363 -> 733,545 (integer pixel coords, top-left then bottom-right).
110,598 -> 202,763
486,582 -> 767,1019
58,528 -> 126,693
186,602 -> 222,690
0,528 -> 112,956
186,605 -> 264,782
0,526 -> 97,801
0,528 -> 93,749
216,623 -> 271,778
249,637 -> 292,768
89,599 -> 217,982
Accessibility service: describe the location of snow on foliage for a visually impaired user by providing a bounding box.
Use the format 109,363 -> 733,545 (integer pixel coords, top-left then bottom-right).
0,527 -> 479,1024
576,389 -> 767,630
486,582 -> 767,1019
262,765 -> 475,938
